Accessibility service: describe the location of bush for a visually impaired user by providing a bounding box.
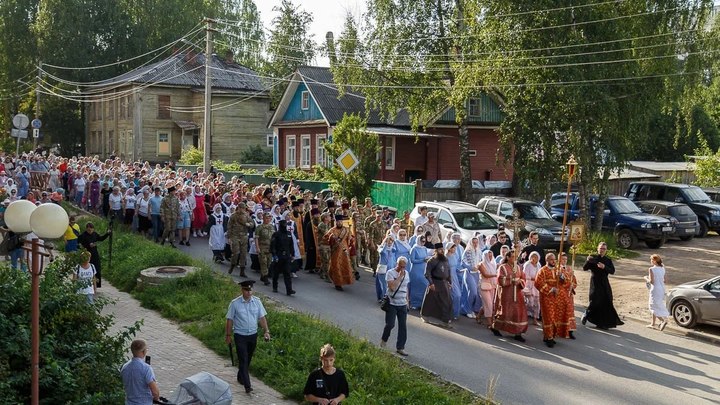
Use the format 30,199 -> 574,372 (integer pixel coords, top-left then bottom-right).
572,231 -> 638,259
179,146 -> 204,165
239,144 -> 273,164
94,218 -> 490,404
0,254 -> 139,404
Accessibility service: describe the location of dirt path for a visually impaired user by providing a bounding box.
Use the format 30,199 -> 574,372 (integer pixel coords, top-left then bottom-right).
571,233 -> 719,332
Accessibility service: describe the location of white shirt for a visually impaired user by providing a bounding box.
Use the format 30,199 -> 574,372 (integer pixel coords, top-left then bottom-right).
137,197 -> 151,216
386,268 -> 410,306
76,263 -> 96,295
125,194 -> 136,210
109,193 -> 123,210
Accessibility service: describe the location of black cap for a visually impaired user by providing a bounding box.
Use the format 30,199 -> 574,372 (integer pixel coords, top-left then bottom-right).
326,200 -> 336,208
310,199 -> 318,205
239,280 -> 255,289
291,201 -> 300,207
297,198 -> 305,204
167,186 -> 176,193
434,243 -> 444,249
335,215 -> 346,221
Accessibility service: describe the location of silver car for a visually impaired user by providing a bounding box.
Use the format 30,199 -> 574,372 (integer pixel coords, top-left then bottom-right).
409,201 -> 507,246
667,275 -> 720,328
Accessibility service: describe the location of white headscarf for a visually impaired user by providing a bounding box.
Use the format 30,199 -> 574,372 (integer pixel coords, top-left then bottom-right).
482,250 -> 497,275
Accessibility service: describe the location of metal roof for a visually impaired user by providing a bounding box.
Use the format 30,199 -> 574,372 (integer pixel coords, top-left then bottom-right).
90,52 -> 268,94
297,66 -> 412,127
628,161 -> 696,172
608,168 -> 661,180
364,126 -> 450,138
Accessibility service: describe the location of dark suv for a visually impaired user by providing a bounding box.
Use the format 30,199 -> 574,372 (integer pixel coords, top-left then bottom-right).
634,200 -> 699,241
477,196 -> 567,250
547,193 -> 673,249
625,182 -> 720,237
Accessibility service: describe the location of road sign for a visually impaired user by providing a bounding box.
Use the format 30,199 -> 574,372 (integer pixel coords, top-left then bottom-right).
12,114 -> 29,129
336,148 -> 359,174
33,128 -> 40,138
31,118 -> 42,129
11,129 -> 28,139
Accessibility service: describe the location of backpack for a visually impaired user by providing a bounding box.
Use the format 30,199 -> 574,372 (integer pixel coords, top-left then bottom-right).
0,233 -> 22,255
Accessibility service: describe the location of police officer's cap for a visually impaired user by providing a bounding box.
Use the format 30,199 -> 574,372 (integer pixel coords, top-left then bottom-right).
239,280 -> 255,290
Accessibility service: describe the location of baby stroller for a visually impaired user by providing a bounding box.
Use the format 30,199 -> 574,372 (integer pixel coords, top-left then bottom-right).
154,372 -> 232,405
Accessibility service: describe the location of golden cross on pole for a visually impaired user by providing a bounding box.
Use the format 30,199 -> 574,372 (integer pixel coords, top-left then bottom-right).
505,210 -> 526,302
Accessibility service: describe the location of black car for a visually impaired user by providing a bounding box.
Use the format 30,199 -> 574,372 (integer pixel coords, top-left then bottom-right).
703,188 -> 720,203
625,182 -> 720,237
634,200 -> 699,241
476,196 -> 567,250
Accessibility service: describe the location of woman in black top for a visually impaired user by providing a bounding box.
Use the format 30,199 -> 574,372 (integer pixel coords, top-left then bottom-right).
303,344 -> 349,405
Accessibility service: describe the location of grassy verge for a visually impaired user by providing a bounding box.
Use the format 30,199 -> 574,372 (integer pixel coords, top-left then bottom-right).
71,208 -> 489,404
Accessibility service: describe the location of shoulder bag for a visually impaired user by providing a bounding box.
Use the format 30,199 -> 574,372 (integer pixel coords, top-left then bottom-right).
380,273 -> 405,312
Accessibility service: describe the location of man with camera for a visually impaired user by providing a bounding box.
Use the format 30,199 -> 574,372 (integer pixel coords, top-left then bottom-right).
120,339 -> 160,405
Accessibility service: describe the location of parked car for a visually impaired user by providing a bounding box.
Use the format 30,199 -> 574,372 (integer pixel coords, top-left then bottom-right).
703,187 -> 720,203
634,200 -> 699,241
409,201 -> 504,245
476,196 -> 567,250
547,193 -> 673,249
625,181 -> 720,237
666,275 -> 720,328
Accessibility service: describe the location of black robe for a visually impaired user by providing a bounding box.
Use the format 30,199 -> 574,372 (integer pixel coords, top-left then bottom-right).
421,256 -> 453,323
78,230 -> 110,286
583,254 -> 623,328
303,218 -> 318,271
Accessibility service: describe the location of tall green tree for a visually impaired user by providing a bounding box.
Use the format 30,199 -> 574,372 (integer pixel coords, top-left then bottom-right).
320,114 -> 380,199
462,0 -> 712,229
332,1 -> 478,200
263,0 -> 316,107
215,0 -> 265,72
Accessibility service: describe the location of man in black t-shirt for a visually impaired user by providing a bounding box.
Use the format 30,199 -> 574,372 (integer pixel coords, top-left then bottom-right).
303,344 -> 349,404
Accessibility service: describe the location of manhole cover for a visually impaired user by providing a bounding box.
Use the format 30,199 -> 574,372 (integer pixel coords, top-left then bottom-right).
156,267 -> 187,274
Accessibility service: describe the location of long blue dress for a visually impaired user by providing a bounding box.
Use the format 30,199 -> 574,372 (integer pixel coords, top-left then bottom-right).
376,244 -> 396,300
394,240 -> 412,263
447,250 -> 463,319
409,245 -> 430,309
462,246 -> 483,314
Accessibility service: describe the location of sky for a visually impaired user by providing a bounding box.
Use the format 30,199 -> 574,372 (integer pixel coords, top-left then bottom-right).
255,0 -> 367,67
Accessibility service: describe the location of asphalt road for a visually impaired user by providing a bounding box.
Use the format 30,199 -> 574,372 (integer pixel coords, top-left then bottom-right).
178,240 -> 720,405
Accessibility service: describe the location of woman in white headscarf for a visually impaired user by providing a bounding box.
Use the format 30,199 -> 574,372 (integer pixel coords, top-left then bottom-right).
479,250 -> 498,327
523,251 -> 542,325
462,236 -> 484,321
208,203 -> 227,263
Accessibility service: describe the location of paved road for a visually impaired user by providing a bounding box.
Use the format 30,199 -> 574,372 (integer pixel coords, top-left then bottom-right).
178,240 -> 720,405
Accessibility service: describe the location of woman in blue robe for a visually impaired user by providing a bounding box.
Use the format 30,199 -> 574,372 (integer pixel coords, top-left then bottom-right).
445,242 -> 463,319
462,236 -> 484,318
376,236 -> 396,301
408,235 -> 430,309
393,229 -> 412,264
408,225 -> 424,247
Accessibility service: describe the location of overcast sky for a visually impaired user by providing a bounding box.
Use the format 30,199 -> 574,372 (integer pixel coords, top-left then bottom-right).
256,0 -> 366,67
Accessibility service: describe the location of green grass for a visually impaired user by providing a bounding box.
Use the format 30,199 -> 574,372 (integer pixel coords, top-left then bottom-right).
74,210 -> 491,404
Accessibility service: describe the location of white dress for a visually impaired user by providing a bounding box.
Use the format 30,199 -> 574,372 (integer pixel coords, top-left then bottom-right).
208,213 -> 226,251
649,265 -> 670,317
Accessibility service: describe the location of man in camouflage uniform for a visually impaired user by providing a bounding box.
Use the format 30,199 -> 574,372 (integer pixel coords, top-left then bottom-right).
366,209 -> 387,275
316,212 -> 332,282
160,186 -> 180,248
227,202 -> 254,277
254,212 -> 275,285
354,208 -> 367,267
358,197 -> 374,265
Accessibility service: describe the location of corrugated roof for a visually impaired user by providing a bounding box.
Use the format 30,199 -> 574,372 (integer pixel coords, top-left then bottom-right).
91,52 -> 268,94
297,66 -> 411,127
628,161 -> 697,172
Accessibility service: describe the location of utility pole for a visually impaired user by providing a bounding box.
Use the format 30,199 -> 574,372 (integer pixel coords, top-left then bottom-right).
34,62 -> 41,150
203,19 -> 215,174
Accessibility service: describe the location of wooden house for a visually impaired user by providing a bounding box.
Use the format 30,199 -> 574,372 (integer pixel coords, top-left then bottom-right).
85,51 -> 271,162
268,66 -> 513,182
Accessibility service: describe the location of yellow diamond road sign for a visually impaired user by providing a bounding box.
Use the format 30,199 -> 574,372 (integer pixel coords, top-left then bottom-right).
336,149 -> 359,174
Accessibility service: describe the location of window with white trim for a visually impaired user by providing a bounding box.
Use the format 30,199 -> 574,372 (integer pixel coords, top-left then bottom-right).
468,98 -> 481,117
316,134 -> 328,167
300,134 -> 311,168
286,135 -> 297,168
266,133 -> 274,147
157,131 -> 171,156
384,136 -> 396,170
301,91 -> 310,110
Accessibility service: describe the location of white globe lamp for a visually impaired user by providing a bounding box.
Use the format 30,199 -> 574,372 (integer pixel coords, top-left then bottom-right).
5,200 -> 37,232
29,203 -> 70,239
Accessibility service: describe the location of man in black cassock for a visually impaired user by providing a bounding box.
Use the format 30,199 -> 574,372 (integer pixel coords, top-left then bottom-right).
582,242 -> 624,329
421,243 -> 453,328
78,222 -> 111,288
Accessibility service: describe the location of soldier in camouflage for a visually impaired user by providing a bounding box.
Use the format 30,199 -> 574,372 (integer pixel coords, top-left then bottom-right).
160,186 -> 180,248
366,209 -> 387,275
316,212 -> 332,282
227,202 -> 254,277
254,212 -> 274,285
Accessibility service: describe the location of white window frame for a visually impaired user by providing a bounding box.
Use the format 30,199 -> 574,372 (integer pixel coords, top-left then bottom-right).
316,134 -> 327,167
157,130 -> 171,156
266,133 -> 274,147
468,98 -> 481,117
301,91 -> 310,110
286,135 -> 297,168
384,136 -> 396,170
469,149 -> 477,157
300,134 -> 311,168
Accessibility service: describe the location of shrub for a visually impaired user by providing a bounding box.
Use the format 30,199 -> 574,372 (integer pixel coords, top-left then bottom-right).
239,144 -> 273,164
0,255 -> 139,404
179,146 -> 204,165
571,231 -> 638,259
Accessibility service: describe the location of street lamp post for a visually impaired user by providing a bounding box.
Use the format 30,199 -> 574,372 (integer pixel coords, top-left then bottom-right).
558,156 -> 579,257
5,201 -> 69,405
